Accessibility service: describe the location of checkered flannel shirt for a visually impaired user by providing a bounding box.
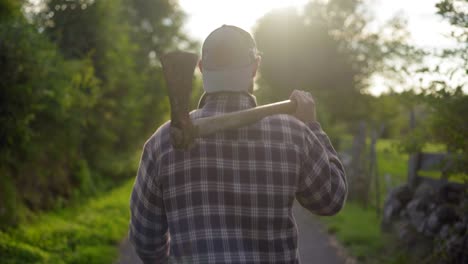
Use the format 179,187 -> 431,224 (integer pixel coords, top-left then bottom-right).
129,92 -> 347,263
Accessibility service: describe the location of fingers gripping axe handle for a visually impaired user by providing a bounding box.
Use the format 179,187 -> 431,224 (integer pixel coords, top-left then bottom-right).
160,51 -> 297,150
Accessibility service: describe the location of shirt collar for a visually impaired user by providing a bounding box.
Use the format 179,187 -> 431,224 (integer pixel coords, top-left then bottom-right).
198,92 -> 257,112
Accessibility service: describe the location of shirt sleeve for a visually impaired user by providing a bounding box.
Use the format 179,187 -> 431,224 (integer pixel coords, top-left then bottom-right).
295,121 -> 348,216
129,141 -> 170,264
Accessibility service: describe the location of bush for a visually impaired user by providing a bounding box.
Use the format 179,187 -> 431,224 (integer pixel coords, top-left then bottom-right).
0,0 -> 190,226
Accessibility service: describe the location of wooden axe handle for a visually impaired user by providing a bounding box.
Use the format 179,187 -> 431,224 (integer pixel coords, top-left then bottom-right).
194,99 -> 297,136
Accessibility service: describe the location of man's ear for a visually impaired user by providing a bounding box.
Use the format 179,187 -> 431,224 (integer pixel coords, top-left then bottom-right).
252,56 -> 261,77
198,60 -> 203,73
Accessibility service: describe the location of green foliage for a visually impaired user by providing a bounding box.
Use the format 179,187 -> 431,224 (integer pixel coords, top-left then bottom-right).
0,0 -> 194,226
72,160 -> 95,197
0,174 -> 17,226
426,89 -> 467,153
414,88 -> 468,179
365,93 -> 414,139
0,179 -> 134,264
425,0 -> 467,179
397,0 -> 467,180
0,0 -> 20,22
122,0 -> 198,62
436,0 -> 468,36
0,15 -> 97,213
190,76 -> 205,110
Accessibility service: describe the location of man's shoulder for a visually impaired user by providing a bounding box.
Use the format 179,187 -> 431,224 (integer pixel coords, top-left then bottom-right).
144,121 -> 171,152
257,114 -> 313,144
262,114 -> 310,132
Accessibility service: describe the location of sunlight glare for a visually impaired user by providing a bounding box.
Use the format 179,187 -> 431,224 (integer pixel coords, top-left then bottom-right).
179,0 -> 309,41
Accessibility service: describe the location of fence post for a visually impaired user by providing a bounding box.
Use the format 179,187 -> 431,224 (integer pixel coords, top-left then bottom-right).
371,128 -> 384,215
349,121 -> 368,205
408,109 -> 419,188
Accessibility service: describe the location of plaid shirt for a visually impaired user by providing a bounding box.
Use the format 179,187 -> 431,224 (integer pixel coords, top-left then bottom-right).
129,93 -> 347,263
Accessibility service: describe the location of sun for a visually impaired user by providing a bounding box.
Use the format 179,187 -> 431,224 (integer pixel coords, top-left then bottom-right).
178,0 -> 310,41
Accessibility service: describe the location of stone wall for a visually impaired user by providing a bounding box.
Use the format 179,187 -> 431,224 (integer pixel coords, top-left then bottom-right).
382,181 -> 467,263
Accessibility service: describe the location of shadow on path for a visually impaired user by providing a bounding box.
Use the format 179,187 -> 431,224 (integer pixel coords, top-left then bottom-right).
116,202 -> 349,264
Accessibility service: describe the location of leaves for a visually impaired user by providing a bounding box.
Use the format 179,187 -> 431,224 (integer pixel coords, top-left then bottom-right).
0,0 -> 192,224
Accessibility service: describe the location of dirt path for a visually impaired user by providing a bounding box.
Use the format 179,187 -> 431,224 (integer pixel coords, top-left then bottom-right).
116,202 -> 349,264
292,203 -> 351,264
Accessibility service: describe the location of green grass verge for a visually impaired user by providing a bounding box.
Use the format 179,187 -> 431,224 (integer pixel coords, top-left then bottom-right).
321,202 -> 409,264
0,179 -> 134,264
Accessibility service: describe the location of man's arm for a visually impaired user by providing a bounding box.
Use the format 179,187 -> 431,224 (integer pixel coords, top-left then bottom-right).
290,90 -> 347,215
129,141 -> 169,263
296,121 -> 348,215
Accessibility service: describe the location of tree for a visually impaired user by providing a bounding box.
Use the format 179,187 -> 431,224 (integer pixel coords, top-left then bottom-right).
415,0 -> 467,178
253,7 -> 358,113
253,0 -> 421,133
35,0 -> 195,174
0,2 -> 102,223
0,0 -> 196,226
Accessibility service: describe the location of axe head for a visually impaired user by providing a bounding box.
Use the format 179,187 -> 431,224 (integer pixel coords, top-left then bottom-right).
159,51 -> 199,149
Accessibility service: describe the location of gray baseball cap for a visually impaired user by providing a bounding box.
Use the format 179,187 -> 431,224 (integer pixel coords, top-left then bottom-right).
201,25 -> 259,93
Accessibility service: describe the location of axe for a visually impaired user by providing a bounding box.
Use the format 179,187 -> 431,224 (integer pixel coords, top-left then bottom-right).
160,51 -> 297,149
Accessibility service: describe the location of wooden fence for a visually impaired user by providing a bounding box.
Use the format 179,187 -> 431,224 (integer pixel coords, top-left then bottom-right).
408,152 -> 463,189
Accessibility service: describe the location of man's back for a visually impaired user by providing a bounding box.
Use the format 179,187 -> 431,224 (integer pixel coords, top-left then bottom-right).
129,93 -> 347,263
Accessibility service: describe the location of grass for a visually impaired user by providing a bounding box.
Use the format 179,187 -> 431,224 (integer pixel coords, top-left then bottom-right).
321,202 -> 409,264
0,179 -> 134,264
322,203 -> 383,256
375,139 -> 408,187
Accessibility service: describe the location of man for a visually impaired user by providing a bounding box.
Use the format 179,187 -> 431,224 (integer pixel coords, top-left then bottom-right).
129,25 -> 347,263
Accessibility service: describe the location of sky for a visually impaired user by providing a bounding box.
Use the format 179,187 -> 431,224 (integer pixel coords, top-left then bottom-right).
27,0 -> 459,94
179,0 -> 455,48
178,0 -> 459,95
179,0 -> 309,42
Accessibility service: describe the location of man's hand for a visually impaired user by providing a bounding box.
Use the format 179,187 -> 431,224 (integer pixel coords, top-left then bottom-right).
290,90 -> 317,123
